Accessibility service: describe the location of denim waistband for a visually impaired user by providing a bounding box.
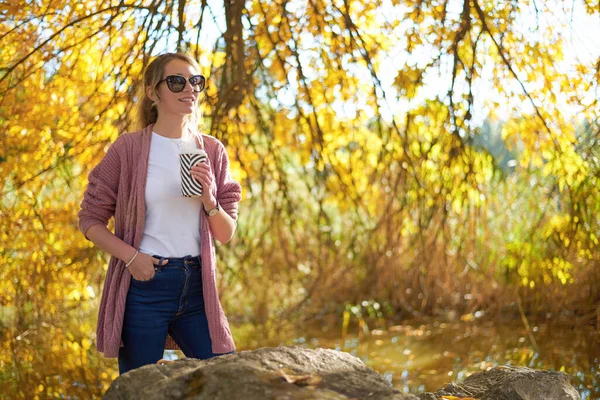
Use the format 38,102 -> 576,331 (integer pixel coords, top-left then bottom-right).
151,254 -> 201,267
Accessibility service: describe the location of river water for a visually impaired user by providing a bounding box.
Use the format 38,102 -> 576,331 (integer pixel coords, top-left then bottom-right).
277,319 -> 600,399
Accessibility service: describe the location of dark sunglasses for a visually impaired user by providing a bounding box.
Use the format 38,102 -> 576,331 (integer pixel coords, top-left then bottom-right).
156,74 -> 206,93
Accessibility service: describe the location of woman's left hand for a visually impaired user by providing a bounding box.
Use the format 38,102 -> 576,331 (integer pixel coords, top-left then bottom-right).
191,158 -> 216,206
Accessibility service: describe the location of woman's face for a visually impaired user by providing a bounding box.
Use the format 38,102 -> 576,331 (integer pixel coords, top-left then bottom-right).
151,59 -> 201,117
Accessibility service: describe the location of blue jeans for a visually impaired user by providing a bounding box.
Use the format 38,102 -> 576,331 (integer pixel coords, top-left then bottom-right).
118,254 -> 234,374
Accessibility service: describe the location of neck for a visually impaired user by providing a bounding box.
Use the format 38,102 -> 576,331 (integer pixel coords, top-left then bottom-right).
153,115 -> 187,139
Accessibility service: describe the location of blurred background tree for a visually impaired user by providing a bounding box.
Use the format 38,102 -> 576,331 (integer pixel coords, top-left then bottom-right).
1,0 -> 598,397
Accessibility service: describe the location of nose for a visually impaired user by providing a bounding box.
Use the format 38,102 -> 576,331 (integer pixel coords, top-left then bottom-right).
182,81 -> 193,93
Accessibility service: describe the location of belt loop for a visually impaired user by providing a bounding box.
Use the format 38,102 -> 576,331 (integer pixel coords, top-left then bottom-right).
157,256 -> 167,272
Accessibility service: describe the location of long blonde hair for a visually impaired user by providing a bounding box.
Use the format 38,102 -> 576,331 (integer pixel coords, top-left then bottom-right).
135,53 -> 203,143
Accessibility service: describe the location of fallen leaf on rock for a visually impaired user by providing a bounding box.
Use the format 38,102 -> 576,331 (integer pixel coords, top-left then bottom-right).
274,368 -> 322,387
441,396 -> 478,400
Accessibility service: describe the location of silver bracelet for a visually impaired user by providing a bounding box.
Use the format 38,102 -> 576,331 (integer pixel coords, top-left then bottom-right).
125,250 -> 139,268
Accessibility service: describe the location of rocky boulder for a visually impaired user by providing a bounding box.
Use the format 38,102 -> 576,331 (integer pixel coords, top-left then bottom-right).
104,346 -> 416,399
417,365 -> 581,400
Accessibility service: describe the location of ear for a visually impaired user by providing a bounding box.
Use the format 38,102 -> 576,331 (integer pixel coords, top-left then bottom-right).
146,86 -> 159,102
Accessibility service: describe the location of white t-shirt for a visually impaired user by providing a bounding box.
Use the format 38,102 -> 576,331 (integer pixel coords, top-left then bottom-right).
138,131 -> 203,257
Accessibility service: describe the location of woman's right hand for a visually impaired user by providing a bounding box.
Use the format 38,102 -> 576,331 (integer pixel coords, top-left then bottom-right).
127,252 -> 168,281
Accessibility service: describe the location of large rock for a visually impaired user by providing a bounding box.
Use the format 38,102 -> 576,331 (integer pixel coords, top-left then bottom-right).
103,346 -> 417,399
417,365 -> 581,400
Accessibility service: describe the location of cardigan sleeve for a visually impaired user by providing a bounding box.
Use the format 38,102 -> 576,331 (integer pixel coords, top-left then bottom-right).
215,141 -> 242,224
77,136 -> 124,240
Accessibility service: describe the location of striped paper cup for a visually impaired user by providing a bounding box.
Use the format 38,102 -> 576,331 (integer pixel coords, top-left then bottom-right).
179,150 -> 207,197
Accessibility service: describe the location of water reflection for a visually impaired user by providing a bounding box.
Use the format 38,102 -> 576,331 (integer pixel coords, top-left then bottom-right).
283,319 -> 600,399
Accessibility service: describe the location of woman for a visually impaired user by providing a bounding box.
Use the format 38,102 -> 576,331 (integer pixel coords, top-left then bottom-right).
78,53 -> 241,374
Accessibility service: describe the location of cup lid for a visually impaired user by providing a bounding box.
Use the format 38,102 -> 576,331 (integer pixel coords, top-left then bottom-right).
179,138 -> 206,155
180,148 -> 207,155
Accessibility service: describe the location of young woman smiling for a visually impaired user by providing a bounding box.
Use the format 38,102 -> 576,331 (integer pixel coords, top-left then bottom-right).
78,53 -> 241,374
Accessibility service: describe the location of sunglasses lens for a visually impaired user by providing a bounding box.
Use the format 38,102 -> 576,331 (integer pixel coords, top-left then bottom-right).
166,76 -> 186,92
190,75 -> 206,92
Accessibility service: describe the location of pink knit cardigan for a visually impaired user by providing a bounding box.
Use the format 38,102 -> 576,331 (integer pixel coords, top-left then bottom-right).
77,123 -> 241,358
